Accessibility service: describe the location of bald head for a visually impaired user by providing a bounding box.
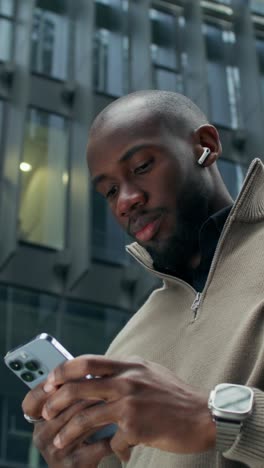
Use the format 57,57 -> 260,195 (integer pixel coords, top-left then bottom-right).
90,90 -> 208,140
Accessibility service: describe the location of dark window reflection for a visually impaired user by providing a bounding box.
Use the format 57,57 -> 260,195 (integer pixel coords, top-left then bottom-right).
94,0 -> 129,96
31,0 -> 69,80
92,189 -> 130,264
218,158 -> 247,199
204,22 -> 243,129
62,300 -> 131,356
150,8 -> 183,93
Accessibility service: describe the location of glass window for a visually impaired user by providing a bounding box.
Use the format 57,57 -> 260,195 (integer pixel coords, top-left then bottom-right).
0,0 -> 15,17
62,300 -> 131,356
0,286 -> 59,351
217,158 -> 246,199
150,8 -> 183,93
92,188 -> 130,264
251,0 -> 264,15
18,108 -> 69,250
0,285 -> 60,467
31,0 -> 69,80
204,22 -> 243,129
94,0 -> 129,96
0,18 -> 12,61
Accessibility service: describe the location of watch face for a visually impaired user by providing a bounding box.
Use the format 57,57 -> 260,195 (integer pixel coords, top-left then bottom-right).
214,384 -> 253,414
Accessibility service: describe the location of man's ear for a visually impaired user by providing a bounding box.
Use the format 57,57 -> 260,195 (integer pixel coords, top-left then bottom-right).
192,124 -> 222,167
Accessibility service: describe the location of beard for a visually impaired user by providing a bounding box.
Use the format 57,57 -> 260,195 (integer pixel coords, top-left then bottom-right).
145,181 -> 210,279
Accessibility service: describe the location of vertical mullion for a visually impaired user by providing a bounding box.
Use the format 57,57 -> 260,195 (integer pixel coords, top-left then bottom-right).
183,0 -> 209,115
232,0 -> 264,160
129,0 -> 152,91
0,0 -> 35,268
66,0 -> 95,290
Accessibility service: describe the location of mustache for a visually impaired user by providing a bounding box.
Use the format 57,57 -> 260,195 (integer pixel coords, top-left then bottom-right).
127,208 -> 165,237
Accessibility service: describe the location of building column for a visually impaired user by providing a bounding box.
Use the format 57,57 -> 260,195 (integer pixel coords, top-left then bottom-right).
183,0 -> 210,115
129,0 -> 152,91
232,0 -> 264,161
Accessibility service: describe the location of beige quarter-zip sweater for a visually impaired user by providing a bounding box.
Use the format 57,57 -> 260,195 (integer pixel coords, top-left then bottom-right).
100,158 -> 264,468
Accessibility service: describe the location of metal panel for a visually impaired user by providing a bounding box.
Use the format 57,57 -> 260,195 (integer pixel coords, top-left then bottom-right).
183,0 -> 210,115
129,0 -> 152,91
29,75 -> 72,118
0,0 -> 35,269
232,0 -> 264,161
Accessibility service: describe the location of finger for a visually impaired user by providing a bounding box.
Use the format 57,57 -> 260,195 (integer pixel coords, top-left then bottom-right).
44,355 -> 134,390
51,400 -> 120,449
110,428 -> 133,462
22,381 -> 57,419
33,400 -> 90,451
63,439 -> 113,468
42,379 -> 120,420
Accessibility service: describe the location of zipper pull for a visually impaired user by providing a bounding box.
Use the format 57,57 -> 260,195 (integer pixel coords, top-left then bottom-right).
191,292 -> 201,319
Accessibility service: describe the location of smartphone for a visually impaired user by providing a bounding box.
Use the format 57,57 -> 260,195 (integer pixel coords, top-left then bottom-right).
4,333 -> 117,442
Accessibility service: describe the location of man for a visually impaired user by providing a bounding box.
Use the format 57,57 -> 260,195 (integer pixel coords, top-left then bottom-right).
22,91 -> 264,467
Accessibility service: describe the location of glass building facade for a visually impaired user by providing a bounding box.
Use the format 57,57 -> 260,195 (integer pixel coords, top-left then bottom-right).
0,0 -> 264,466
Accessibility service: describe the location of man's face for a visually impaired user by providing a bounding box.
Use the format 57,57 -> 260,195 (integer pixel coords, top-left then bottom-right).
87,99 -> 210,275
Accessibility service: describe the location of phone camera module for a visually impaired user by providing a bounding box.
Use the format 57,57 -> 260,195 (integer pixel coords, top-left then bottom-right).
21,372 -> 35,383
9,360 -> 23,371
25,360 -> 40,372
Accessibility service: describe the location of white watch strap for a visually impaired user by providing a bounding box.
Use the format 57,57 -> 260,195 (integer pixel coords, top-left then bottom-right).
215,419 -> 241,452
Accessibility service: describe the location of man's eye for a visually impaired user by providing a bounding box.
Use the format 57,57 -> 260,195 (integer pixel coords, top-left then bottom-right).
106,186 -> 118,199
134,159 -> 153,174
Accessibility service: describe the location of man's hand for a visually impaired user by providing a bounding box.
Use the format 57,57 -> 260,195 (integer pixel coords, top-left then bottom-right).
39,356 -> 216,462
22,384 -> 113,467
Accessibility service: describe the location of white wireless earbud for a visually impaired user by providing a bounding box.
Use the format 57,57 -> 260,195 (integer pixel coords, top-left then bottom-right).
198,147 -> 211,166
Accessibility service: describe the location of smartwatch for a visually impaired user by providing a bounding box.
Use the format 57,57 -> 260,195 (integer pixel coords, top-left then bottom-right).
208,383 -> 254,452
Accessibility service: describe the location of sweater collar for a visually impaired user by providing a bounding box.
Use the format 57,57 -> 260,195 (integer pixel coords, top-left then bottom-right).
126,158 -> 264,271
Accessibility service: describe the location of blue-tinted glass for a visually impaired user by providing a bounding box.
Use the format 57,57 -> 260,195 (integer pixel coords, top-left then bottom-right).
251,0 -> 264,15
92,189 -> 129,264
0,285 -> 61,467
217,159 -> 246,199
0,18 -> 12,61
94,0 -> 129,96
150,8 -> 182,92
0,0 -> 15,16
204,23 -> 242,129
63,300 -> 131,356
3,287 -> 59,350
31,1 -> 69,80
154,68 -> 183,93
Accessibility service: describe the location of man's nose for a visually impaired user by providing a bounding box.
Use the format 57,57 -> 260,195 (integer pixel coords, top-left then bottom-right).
116,184 -> 147,217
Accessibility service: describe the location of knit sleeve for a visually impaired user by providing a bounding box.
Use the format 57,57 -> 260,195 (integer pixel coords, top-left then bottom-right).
98,454 -> 122,468
224,388 -> 264,467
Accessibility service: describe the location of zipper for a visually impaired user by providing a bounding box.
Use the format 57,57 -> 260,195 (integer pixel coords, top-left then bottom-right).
191,292 -> 201,320
189,214 -> 234,322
